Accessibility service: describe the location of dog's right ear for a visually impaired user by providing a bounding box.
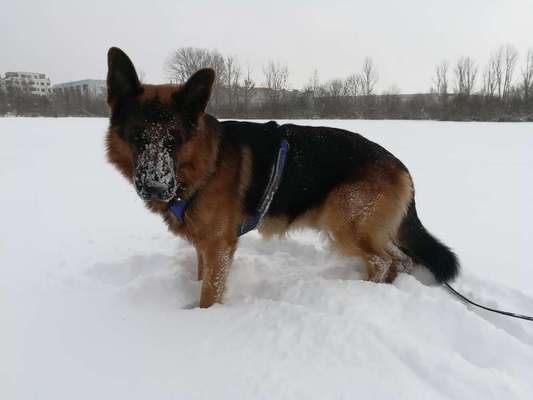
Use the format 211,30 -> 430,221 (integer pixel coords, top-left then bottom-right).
172,68 -> 215,125
107,47 -> 142,106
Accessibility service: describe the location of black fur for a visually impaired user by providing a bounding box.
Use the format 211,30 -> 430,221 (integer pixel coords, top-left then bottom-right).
220,120 -> 406,222
219,120 -> 281,215
172,69 -> 215,125
398,199 -> 460,283
107,47 -> 142,104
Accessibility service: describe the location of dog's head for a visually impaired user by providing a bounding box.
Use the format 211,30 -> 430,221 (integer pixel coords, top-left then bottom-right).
106,47 -> 214,202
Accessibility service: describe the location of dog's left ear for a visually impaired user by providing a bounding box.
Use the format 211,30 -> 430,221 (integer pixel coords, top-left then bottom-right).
107,47 -> 142,106
173,68 -> 215,124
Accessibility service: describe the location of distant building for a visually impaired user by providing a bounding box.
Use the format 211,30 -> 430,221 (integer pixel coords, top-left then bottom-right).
53,79 -> 106,99
3,72 -> 51,96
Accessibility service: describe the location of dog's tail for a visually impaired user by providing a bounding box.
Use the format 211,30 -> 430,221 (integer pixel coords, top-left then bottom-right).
398,198 -> 459,283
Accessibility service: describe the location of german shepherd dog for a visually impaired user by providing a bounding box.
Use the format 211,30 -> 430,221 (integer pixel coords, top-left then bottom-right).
106,47 -> 459,308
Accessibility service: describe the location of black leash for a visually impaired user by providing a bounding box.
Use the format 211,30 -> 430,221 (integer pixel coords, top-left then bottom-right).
444,283 -> 533,322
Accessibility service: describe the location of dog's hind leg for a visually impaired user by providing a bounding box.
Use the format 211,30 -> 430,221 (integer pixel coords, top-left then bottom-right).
329,228 -> 395,283
319,166 -> 413,283
366,253 -> 395,283
385,242 -> 414,275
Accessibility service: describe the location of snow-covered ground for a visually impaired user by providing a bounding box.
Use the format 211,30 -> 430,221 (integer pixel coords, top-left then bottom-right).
1,118 -> 533,399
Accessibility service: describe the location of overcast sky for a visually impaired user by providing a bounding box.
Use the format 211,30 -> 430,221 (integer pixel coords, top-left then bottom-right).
2,0 -> 532,93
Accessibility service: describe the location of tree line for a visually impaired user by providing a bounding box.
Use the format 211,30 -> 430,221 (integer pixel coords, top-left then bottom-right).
0,86 -> 107,117
430,45 -> 533,120
2,44 -> 533,120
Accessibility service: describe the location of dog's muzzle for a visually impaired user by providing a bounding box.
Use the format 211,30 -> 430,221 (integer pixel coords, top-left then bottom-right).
133,147 -> 177,202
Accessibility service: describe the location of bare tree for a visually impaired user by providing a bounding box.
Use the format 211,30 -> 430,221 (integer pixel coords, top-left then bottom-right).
241,66 -> 255,117
432,61 -> 449,103
454,56 -> 477,96
502,44 -> 519,104
165,47 -> 226,107
302,69 -> 322,117
263,61 -> 289,91
223,55 -> 241,112
208,52 -> 226,107
323,79 -> 345,97
482,59 -> 498,99
360,57 -> 378,96
263,61 -> 289,116
344,73 -> 361,97
485,45 -> 518,103
483,45 -> 519,104
490,47 -> 505,100
165,47 -> 212,83
319,78 -> 347,116
522,48 -> 533,104
304,69 -> 321,96
344,73 -> 361,114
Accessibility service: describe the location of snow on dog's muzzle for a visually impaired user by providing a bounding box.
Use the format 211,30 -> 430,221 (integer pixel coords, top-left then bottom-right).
133,141 -> 177,202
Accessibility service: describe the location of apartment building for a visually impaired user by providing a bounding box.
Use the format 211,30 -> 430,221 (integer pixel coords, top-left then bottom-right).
53,79 -> 107,99
3,71 -> 52,96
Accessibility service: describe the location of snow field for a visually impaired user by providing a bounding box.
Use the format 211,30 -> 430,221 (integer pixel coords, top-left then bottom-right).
1,118 -> 533,399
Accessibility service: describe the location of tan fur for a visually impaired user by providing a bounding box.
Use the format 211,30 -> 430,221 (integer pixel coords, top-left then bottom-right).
106,130 -> 134,182
175,116 -> 221,197
138,84 -> 179,104
237,146 -> 253,200
259,208 -> 321,238
317,162 -> 413,282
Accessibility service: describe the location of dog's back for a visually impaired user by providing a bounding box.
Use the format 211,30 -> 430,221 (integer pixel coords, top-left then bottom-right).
220,120 -> 405,218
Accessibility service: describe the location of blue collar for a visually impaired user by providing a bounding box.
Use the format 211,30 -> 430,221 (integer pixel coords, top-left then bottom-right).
169,139 -> 290,237
168,195 -> 191,225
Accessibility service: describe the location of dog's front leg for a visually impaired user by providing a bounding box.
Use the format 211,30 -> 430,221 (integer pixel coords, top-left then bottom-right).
196,251 -> 204,281
198,239 -> 237,308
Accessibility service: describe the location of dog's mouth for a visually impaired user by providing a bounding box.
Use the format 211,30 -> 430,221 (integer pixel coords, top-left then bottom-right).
135,186 -> 175,202
134,179 -> 188,203
133,177 -> 175,202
